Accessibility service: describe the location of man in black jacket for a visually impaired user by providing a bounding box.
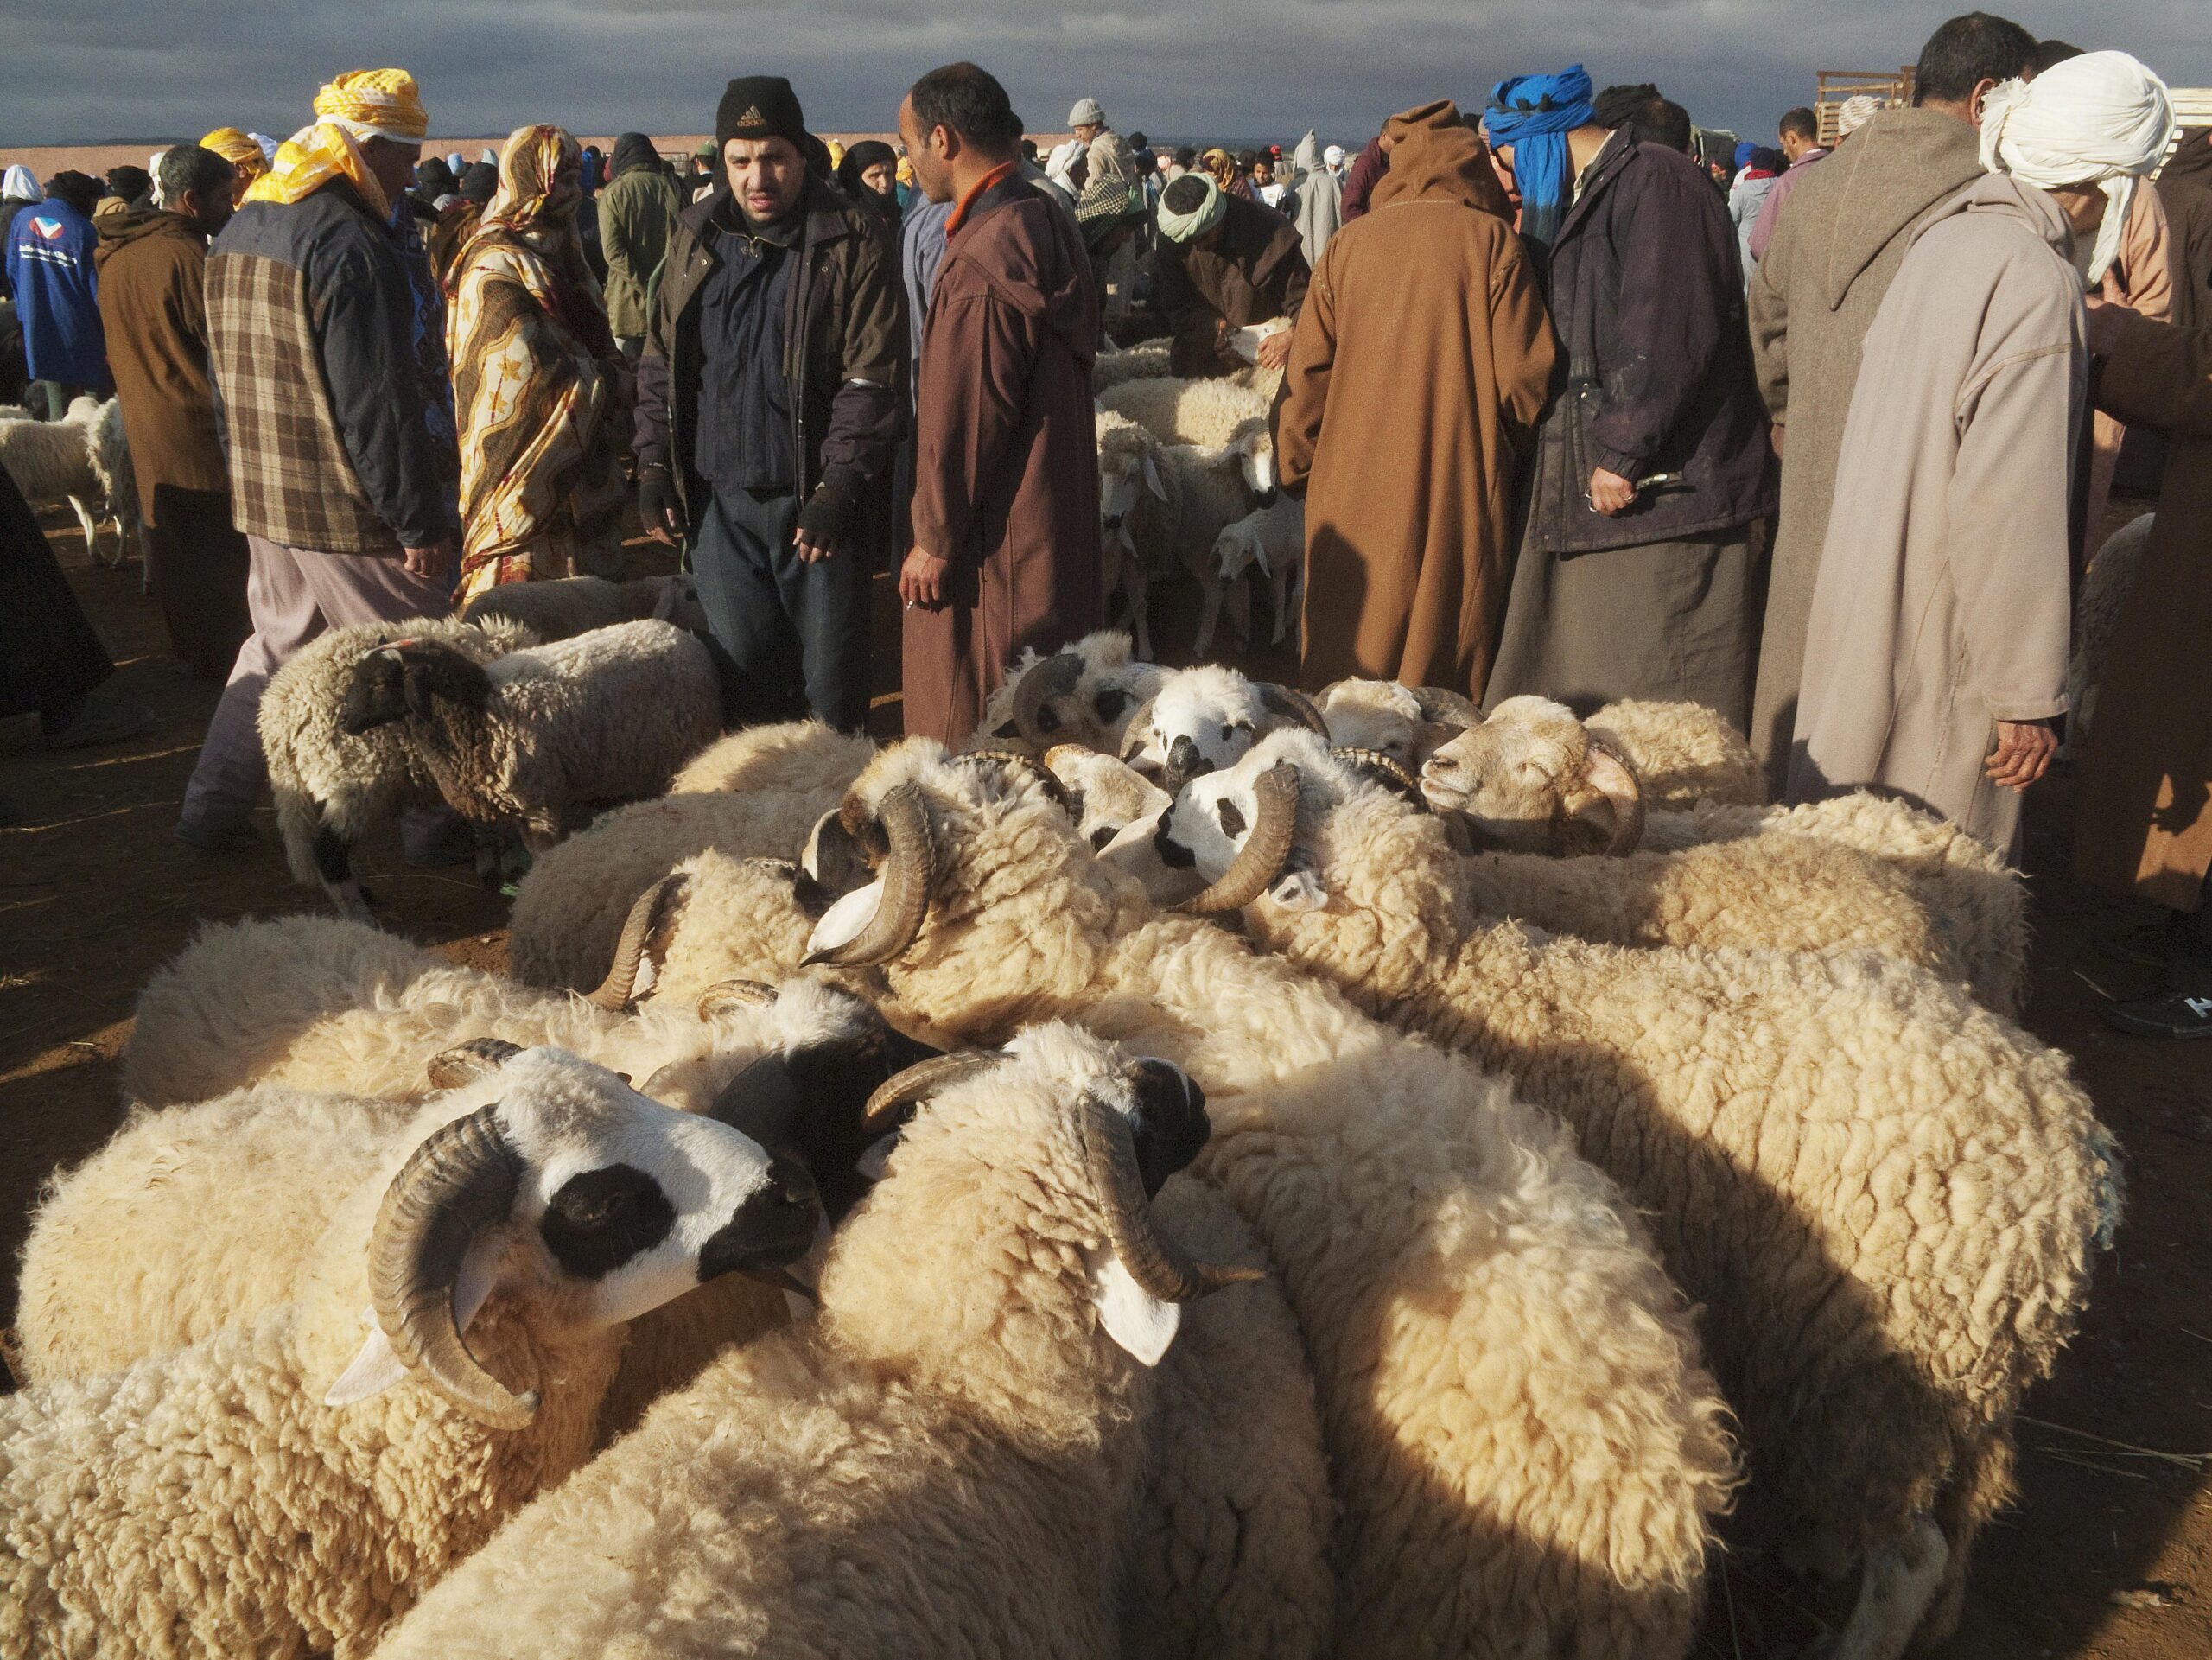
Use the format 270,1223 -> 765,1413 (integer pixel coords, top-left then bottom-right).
634,75 -> 906,732
1485,80 -> 1777,730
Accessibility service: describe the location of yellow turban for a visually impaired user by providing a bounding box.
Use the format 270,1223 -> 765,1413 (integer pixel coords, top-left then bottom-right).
245,69 -> 427,216
200,126 -> 269,182
313,68 -> 430,143
825,139 -> 846,170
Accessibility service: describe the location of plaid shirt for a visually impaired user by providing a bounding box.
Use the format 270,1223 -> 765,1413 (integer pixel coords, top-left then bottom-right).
206,184 -> 446,554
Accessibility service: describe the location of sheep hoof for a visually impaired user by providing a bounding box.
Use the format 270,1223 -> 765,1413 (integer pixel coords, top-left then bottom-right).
1831,1514 -> 1948,1660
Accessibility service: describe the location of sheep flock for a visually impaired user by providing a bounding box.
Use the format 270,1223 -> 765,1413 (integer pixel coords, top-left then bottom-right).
1,582 -> 2120,1660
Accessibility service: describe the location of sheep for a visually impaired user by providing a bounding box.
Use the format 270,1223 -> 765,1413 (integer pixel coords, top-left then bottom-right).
260,613 -> 538,919
2067,511 -> 2153,747
335,618 -> 723,854
1146,729 -> 2120,1660
1091,336 -> 1174,390
1119,429 -> 1273,657
460,571 -> 705,641
1044,741 -> 1173,852
970,628 -> 1166,755
703,741 -> 1736,1659
365,1026 -> 1269,1660
1095,409 -> 1169,655
506,719 -> 874,992
1098,372 -> 1272,462
1211,495 -> 1305,647
1421,700 -> 2029,1010
0,396 -> 126,567
1315,676 -> 1482,768
0,1045 -> 820,1660
1117,662 -> 1330,792
1586,698 -> 1766,808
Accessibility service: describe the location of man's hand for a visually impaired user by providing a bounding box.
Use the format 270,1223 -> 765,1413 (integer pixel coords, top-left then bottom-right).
1770,424 -> 1786,459
1255,328 -> 1293,371
1986,719 -> 2059,792
1586,467 -> 1637,516
899,545 -> 950,609
639,472 -> 683,546
2083,295 -> 2134,358
401,540 -> 451,582
792,525 -> 837,564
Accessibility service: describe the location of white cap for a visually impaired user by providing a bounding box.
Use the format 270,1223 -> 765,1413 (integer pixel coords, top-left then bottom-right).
1324,144 -> 1345,168
1069,97 -> 1106,129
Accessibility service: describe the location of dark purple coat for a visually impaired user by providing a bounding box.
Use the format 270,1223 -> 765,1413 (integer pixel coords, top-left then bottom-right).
1522,133 -> 1776,555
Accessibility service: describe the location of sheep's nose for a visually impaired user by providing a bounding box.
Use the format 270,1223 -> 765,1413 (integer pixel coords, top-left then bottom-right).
1162,736 -> 1208,794
1103,513 -> 1125,531
698,1156 -> 823,1278
1253,487 -> 1279,508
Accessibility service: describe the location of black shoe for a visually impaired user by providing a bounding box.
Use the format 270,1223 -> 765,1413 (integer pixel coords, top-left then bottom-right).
2105,986 -> 2212,1040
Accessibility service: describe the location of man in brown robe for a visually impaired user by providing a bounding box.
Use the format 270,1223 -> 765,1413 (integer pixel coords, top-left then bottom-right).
897,61 -> 1102,747
94,144 -> 251,680
1747,11 -> 2041,784
1276,100 -> 1554,702
2073,306 -> 2212,1036
1153,173 -> 1308,378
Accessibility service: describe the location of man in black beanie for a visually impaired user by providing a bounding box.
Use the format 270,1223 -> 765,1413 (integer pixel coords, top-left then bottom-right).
632,75 -> 906,732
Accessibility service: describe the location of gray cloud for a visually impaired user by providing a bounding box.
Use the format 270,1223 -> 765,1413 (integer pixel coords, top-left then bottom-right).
2,0 -> 2205,147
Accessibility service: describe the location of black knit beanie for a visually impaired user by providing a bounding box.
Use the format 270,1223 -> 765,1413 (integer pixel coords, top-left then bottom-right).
716,76 -> 808,152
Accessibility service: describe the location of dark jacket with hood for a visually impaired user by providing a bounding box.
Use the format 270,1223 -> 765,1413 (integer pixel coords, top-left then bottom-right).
902,166 -> 1101,746
2156,129 -> 2212,334
94,208 -> 227,521
598,133 -> 681,340
1155,191 -> 1310,377
1522,130 -> 1775,555
634,176 -> 906,536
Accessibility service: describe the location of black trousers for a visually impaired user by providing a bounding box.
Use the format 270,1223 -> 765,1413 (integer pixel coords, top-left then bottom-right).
690,486 -> 870,732
146,485 -> 252,681
0,461 -> 110,721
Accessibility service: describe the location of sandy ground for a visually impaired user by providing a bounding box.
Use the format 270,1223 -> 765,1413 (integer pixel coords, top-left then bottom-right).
0,503 -> 2206,1658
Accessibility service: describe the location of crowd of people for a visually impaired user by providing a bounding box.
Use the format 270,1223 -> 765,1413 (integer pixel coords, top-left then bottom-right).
2,10 -> 2209,1037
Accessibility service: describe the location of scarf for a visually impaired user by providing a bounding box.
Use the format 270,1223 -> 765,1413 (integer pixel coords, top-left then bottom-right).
1201,148 -> 1239,194
200,127 -> 269,190
245,68 -> 430,219
1156,173 -> 1228,242
1482,64 -> 1594,251
1980,50 -> 2175,284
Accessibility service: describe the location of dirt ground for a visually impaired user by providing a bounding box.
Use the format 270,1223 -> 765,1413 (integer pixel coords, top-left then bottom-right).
2,508 -> 2207,1658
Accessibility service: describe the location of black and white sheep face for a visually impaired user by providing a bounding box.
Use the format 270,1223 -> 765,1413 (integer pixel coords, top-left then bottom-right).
1122,668 -> 1266,793
1043,747 -> 1173,853
1155,760 -> 1328,913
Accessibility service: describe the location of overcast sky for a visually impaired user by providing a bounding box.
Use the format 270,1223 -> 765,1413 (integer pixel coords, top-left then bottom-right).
4,0 -> 2206,149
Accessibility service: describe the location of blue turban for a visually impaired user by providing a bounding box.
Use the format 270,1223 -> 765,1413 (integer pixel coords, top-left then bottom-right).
1483,64 -> 1595,251
1732,139 -> 1758,170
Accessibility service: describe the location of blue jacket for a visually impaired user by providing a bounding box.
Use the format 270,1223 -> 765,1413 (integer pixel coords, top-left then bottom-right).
6,196 -> 109,391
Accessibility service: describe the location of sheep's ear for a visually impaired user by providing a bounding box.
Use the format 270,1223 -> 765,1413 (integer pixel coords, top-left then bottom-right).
1250,536 -> 1273,578
325,1236 -> 506,1409
1267,867 -> 1329,911
805,878 -> 884,959
1090,1250 -> 1182,1366
1141,453 -> 1167,501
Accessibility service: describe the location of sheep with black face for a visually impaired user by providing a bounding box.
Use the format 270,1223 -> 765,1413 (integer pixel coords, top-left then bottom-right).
0,1046 -> 819,1660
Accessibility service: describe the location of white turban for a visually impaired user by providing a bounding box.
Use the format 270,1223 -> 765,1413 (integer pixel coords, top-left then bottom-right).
1046,138 -> 1085,188
1156,172 -> 1227,243
1979,50 -> 2175,284
1836,94 -> 1882,138
1323,143 -> 1345,169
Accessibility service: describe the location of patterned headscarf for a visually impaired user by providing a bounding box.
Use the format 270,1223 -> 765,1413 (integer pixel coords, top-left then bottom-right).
245,69 -> 429,219
1201,148 -> 1239,194
200,126 -> 270,188
480,124 -> 584,241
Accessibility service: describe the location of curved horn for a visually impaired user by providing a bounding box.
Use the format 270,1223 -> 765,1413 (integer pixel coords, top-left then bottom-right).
859,1048 -> 1002,1135
1009,652 -> 1085,745
587,872 -> 689,1009
1178,761 -> 1301,915
1080,1091 -> 1261,1301
1408,685 -> 1481,729
1255,682 -> 1329,736
696,980 -> 780,1019
805,784 -> 935,968
1330,747 -> 1428,809
1117,696 -> 1158,763
425,1037 -> 524,1092
366,1105 -> 534,1428
1583,733 -> 1646,856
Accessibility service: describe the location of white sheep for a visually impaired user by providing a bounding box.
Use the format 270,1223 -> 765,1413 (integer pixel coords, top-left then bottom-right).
0,1046 -> 818,1660
2067,511 -> 2153,747
335,619 -> 723,854
1099,372 -> 1274,468
1211,496 -> 1305,647
366,1027 -> 1268,1660
1147,729 -> 2120,1660
1095,409 -> 1169,656
1044,741 -> 1173,852
970,628 -> 1166,756
0,397 -> 129,568
260,613 -> 538,919
1091,336 -> 1174,391
715,743 -> 1738,1659
504,720 -> 874,995
460,572 -> 704,642
1313,676 -> 1482,769
1119,430 -> 1274,658
1586,697 -> 1766,808
1117,662 -> 1329,791
1421,698 -> 2028,1010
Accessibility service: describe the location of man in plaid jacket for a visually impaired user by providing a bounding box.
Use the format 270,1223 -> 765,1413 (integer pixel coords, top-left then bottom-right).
175,69 -> 460,853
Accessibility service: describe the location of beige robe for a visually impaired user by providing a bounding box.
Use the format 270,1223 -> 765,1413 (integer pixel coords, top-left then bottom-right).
1745,109 -> 1984,784
1787,176 -> 2084,858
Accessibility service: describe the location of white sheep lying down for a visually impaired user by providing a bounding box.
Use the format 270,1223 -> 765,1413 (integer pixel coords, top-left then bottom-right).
667,743 -> 1737,1659
1145,730 -> 2119,1660
370,1028 -> 1311,1660
0,1046 -> 819,1660
460,571 -> 703,642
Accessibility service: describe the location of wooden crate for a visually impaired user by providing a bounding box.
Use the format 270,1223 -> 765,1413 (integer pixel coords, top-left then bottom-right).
1814,69 -> 1915,146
